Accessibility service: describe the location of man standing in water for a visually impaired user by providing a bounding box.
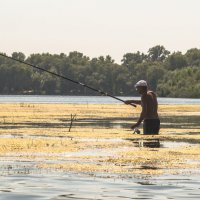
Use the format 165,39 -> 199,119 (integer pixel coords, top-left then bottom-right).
125,80 -> 160,135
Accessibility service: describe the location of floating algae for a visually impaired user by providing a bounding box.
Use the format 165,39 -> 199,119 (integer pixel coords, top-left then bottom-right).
0,103 -> 200,176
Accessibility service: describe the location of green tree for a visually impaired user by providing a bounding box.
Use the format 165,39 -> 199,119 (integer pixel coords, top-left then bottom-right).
165,52 -> 187,70
185,48 -> 200,66
148,45 -> 170,62
0,48 -> 199,98
12,52 -> 26,61
147,65 -> 165,91
157,66 -> 200,98
122,51 -> 146,67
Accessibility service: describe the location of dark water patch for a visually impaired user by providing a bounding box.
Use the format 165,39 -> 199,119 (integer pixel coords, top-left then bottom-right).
0,133 -> 74,140
126,138 -> 161,148
0,122 -> 70,129
0,134 -> 126,145
126,139 -> 200,149
0,161 -> 35,176
0,189 -> 12,192
163,138 -> 200,144
0,117 -> 132,129
137,182 -> 156,186
61,117 -> 132,129
0,121 -> 126,129
140,166 -> 159,170
37,114 -> 200,130
0,160 -> 67,177
133,139 -> 161,148
1,115 -> 199,130
160,115 -> 200,129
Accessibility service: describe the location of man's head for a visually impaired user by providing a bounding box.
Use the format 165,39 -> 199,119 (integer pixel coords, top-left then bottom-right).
135,80 -> 148,94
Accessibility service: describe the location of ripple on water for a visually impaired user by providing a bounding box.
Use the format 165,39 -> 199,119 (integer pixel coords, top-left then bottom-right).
0,173 -> 200,200
0,135 -> 200,199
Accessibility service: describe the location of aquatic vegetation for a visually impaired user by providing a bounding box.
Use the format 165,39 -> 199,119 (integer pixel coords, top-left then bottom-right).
0,103 -> 200,175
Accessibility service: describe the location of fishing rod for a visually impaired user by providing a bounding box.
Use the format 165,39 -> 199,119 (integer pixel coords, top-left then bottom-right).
0,53 -> 136,107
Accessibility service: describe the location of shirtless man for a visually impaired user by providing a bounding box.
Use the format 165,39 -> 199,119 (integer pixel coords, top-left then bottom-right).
125,80 -> 160,135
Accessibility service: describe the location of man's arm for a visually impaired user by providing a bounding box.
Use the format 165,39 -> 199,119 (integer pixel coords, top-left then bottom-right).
124,100 -> 141,105
131,96 -> 147,129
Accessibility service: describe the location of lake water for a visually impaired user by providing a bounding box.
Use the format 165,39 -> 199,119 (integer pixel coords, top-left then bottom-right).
0,169 -> 200,200
0,95 -> 200,104
0,95 -> 200,199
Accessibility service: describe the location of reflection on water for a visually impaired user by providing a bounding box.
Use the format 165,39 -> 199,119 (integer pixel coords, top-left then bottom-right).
133,139 -> 161,148
0,171 -> 200,200
128,139 -> 198,149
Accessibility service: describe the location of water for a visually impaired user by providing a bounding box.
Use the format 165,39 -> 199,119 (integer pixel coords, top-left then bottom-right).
0,95 -> 199,199
0,171 -> 200,200
0,139 -> 199,200
0,138 -> 200,200
0,95 -> 200,104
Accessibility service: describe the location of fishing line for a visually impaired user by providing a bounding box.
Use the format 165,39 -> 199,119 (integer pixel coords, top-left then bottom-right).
0,53 -> 136,107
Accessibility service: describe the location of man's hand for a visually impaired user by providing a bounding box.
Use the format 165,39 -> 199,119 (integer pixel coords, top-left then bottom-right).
124,100 -> 132,105
131,123 -> 139,130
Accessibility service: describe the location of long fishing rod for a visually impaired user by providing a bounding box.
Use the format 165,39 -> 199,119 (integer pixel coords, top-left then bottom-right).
0,53 -> 136,107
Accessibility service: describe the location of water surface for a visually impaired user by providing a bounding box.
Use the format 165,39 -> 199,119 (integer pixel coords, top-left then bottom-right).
0,171 -> 200,200
0,95 -> 199,199
0,95 -> 199,104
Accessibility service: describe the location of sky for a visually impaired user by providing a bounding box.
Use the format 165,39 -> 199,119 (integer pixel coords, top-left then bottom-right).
0,0 -> 200,63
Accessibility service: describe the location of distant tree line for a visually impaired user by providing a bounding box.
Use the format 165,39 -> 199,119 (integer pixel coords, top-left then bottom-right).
0,45 -> 200,98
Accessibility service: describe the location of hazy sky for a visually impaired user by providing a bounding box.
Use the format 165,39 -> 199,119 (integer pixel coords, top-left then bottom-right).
0,0 -> 200,63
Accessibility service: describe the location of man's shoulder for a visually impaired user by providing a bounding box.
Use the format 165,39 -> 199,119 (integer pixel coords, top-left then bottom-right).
141,94 -> 148,101
147,90 -> 157,96
147,90 -> 155,94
